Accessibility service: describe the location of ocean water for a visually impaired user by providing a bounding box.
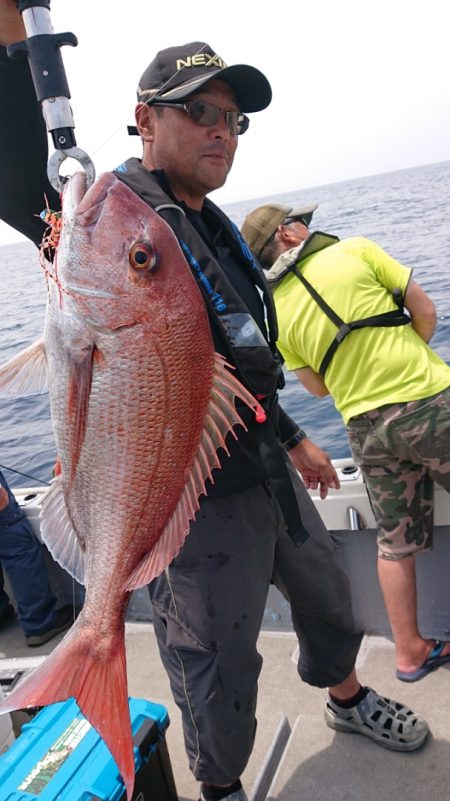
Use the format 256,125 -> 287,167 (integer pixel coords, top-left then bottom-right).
1,160 -> 449,488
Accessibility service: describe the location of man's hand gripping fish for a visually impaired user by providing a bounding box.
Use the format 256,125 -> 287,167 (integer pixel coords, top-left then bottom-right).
0,172 -> 266,800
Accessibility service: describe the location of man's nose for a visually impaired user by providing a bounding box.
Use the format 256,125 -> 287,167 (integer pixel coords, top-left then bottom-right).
211,110 -> 232,139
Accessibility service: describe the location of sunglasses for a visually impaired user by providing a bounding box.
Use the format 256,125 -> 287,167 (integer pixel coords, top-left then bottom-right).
151,100 -> 250,135
283,216 -> 309,227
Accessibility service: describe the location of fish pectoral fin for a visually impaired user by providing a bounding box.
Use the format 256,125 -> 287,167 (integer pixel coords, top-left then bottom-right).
67,347 -> 96,483
126,353 -> 265,590
40,477 -> 86,585
0,339 -> 48,397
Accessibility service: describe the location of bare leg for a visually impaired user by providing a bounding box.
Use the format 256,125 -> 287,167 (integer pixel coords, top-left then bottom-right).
329,668 -> 360,700
377,554 -> 450,671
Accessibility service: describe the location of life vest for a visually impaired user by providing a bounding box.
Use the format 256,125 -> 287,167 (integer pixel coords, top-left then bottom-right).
114,159 -> 284,400
284,232 -> 411,378
113,159 -> 308,546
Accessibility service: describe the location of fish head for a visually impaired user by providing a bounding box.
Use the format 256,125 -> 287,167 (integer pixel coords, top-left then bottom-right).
55,171 -> 200,331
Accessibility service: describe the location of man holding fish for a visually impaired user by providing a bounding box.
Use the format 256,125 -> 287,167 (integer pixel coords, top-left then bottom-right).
0,5 -> 429,801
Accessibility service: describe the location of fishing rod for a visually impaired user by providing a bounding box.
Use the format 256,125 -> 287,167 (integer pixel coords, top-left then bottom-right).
7,0 -> 95,192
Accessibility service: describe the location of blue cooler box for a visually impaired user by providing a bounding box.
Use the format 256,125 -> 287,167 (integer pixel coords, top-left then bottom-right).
0,697 -> 178,801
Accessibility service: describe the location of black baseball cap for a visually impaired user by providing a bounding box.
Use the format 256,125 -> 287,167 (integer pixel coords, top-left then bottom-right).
136,41 -> 272,112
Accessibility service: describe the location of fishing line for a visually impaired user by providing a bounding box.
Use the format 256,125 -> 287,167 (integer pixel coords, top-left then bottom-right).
15,42 -> 210,172
141,42 -> 208,103
0,464 -> 51,486
74,43 -> 210,163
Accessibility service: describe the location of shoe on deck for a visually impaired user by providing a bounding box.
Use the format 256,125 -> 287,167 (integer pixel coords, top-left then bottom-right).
325,687 -> 429,752
25,605 -> 75,647
395,640 -> 450,682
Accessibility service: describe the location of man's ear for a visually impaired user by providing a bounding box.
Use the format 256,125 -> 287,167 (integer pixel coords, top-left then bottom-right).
279,224 -> 292,243
280,225 -> 301,245
134,102 -> 156,142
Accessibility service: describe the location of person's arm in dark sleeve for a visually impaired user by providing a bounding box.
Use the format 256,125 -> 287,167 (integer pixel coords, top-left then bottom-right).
277,403 -> 306,449
0,43 -> 60,246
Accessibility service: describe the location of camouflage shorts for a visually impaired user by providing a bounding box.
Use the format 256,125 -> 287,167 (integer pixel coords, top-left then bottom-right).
346,386 -> 450,560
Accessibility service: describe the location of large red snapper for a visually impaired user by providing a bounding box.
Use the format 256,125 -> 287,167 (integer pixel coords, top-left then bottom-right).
0,171 -> 265,799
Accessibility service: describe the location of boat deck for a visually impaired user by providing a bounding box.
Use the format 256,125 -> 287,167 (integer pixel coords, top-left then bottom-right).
1,615 -> 449,801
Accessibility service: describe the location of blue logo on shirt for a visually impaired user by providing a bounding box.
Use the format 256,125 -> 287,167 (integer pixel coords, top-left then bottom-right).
179,240 -> 227,312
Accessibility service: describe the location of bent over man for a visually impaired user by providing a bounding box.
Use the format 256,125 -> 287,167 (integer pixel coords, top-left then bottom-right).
242,201 -> 450,687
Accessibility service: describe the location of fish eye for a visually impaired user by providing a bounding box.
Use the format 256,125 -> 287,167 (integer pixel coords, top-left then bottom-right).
129,241 -> 158,271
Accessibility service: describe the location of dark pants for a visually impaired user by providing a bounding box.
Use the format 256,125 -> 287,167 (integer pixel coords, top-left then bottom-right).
0,472 -> 56,635
148,463 -> 362,784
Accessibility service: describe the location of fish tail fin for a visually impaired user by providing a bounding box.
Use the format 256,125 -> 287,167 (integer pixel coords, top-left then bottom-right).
0,623 -> 135,800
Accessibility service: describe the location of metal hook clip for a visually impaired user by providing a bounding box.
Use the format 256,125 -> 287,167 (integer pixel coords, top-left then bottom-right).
48,147 -> 96,193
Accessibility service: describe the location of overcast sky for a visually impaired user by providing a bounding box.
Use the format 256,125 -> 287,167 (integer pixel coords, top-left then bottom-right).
1,0 -> 449,245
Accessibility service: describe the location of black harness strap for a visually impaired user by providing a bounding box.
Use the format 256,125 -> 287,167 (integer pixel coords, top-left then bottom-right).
290,263 -> 411,378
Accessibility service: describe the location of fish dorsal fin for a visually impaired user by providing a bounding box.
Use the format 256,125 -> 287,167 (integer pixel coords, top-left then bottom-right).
40,476 -> 86,585
0,340 -> 48,397
125,354 -> 265,590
